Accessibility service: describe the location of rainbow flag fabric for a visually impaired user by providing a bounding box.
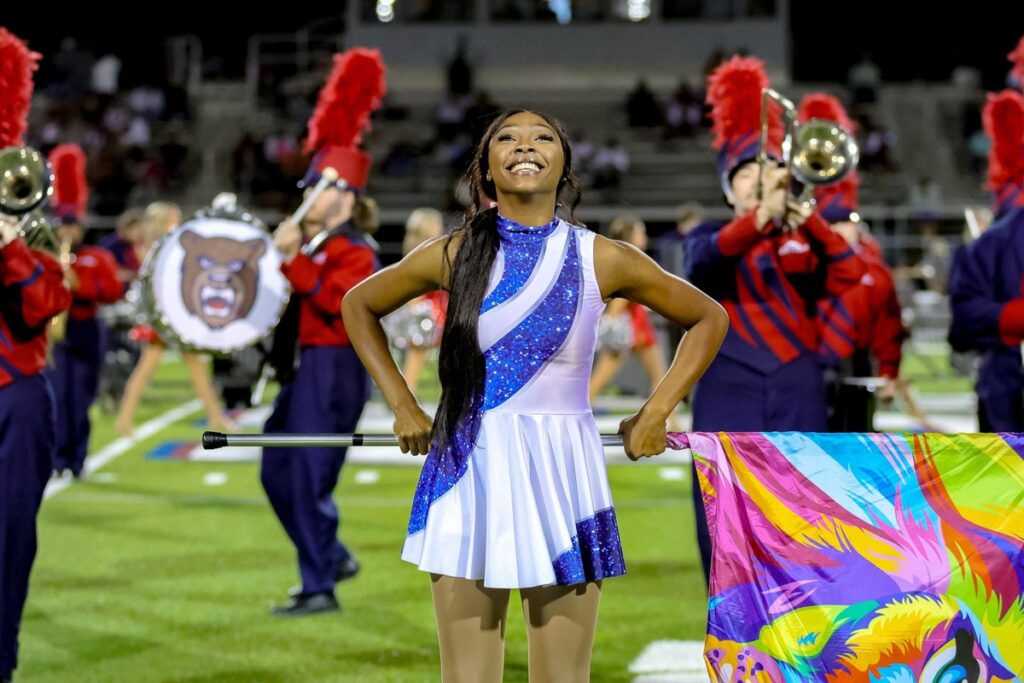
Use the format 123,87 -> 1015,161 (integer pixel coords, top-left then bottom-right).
673,432 -> 1024,682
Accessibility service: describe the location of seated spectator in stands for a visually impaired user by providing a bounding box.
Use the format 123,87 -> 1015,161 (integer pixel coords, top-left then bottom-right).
161,76 -> 192,122
263,128 -> 297,168
571,129 -> 595,184
382,139 -> 421,177
231,132 -> 262,193
591,137 -> 630,191
92,145 -> 134,216
848,52 -> 881,105
128,80 -> 166,120
858,113 -> 896,171
908,175 -> 942,220
447,36 -> 474,96
122,114 -> 151,149
463,91 -> 502,144
159,124 -> 191,190
626,79 -> 662,127
663,80 -> 703,139
436,91 -> 469,142
91,53 -> 121,99
48,37 -> 93,99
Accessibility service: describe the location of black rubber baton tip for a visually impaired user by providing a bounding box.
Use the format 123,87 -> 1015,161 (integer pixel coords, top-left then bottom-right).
352,435 -> 364,446
202,431 -> 228,450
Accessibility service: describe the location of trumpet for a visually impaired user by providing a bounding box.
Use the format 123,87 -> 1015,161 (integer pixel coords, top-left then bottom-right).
757,89 -> 859,223
0,146 -> 58,251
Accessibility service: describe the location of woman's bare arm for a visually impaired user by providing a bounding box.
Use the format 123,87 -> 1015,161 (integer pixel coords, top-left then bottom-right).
342,234 -> 460,455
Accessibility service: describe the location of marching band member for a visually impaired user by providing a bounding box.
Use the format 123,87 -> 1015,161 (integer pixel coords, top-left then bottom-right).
798,94 -> 906,432
0,28 -> 71,683
949,84 -> 1024,431
261,48 -> 384,616
42,144 -> 121,477
683,56 -> 866,580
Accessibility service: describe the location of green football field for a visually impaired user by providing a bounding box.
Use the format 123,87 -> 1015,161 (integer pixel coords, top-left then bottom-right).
20,348 -> 970,682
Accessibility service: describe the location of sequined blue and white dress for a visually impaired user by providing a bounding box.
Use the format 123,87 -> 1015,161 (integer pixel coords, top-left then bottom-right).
402,215 -> 626,588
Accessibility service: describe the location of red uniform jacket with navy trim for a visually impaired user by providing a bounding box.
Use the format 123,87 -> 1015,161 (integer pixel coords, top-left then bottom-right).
685,210 -> 867,374
817,251 -> 905,378
0,239 -> 72,387
68,244 -> 122,321
280,227 -> 379,348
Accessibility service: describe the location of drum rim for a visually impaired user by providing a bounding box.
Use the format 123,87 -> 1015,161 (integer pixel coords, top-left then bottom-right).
139,217 -> 291,355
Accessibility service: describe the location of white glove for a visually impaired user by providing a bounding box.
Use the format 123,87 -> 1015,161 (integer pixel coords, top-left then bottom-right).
0,215 -> 21,247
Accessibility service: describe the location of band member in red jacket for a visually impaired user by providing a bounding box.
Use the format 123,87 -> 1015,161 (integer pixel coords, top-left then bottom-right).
798,94 -> 906,431
43,145 -> 121,476
0,26 -> 72,683
683,57 -> 866,580
261,48 -> 384,616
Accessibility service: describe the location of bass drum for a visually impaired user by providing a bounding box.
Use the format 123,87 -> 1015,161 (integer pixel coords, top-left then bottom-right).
140,216 -> 289,354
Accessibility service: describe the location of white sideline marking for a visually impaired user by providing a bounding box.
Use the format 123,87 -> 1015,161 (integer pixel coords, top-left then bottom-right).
44,399 -> 203,500
629,640 -> 709,683
659,467 -> 686,481
354,470 -> 380,485
202,472 -> 228,486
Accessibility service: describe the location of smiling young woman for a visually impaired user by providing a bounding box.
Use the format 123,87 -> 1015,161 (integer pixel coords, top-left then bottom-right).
342,110 -> 728,682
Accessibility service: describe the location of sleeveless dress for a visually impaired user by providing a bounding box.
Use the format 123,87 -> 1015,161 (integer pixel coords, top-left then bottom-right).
402,215 -> 626,588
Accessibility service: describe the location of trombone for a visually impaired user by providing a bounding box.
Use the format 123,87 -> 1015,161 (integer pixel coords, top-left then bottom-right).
756,89 -> 860,224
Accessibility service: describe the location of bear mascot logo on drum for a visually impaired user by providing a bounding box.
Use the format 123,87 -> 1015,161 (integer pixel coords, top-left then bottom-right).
179,230 -> 266,330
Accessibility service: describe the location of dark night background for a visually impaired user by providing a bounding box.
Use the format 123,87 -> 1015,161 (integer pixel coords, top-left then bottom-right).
5,2 -> 1023,87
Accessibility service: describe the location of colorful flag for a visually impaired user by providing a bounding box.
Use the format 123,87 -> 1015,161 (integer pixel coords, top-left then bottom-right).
675,432 -> 1024,682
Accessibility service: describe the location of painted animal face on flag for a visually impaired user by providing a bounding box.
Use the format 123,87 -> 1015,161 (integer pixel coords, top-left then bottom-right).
680,432 -> 1024,682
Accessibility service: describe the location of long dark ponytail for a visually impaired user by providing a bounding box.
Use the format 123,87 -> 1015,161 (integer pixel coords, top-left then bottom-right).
432,109 -> 585,451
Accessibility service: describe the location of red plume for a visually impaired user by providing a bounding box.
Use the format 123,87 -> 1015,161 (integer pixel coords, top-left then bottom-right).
816,173 -> 860,208
0,27 -> 41,148
982,90 -> 1024,193
49,144 -> 89,218
706,55 -> 783,150
304,48 -> 387,154
797,93 -> 856,132
1008,35 -> 1024,85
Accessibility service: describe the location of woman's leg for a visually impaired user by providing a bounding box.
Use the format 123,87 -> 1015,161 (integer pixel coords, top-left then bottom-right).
402,346 -> 429,395
520,581 -> 602,683
183,352 -> 236,433
589,352 -> 625,402
114,343 -> 164,436
635,344 -> 667,389
430,574 -> 510,683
